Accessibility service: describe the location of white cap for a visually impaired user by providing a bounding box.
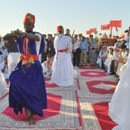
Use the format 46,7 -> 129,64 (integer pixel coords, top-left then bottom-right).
108,46 -> 114,49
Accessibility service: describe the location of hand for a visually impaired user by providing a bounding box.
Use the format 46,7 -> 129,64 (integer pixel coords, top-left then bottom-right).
18,33 -> 27,38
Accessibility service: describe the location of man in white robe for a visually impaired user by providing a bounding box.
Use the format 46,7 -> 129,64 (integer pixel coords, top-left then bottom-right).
109,45 -> 130,129
51,25 -> 74,87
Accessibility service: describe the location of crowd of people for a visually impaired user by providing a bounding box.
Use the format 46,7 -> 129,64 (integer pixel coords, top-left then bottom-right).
0,12 -> 130,129
96,39 -> 129,82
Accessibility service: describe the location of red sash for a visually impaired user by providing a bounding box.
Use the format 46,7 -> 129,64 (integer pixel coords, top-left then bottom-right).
20,54 -> 38,61
56,48 -> 68,59
57,48 -> 68,52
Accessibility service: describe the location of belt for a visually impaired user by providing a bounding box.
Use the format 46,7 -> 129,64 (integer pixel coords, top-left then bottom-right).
56,48 -> 68,59
57,49 -> 68,52
20,54 -> 38,64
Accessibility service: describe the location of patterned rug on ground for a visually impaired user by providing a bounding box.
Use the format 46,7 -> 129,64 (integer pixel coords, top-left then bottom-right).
78,66 -> 117,130
80,70 -> 108,78
92,102 -> 117,130
0,90 -> 82,130
45,78 -> 58,88
86,80 -> 117,94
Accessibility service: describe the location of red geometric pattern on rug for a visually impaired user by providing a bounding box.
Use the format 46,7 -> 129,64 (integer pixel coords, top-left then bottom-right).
45,82 -> 58,88
92,102 -> 117,130
2,93 -> 62,121
75,91 -> 82,127
80,70 -> 107,78
86,81 -> 117,94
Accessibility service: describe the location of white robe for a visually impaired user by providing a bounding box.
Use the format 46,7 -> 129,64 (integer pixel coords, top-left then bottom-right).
41,61 -> 52,78
96,49 -> 108,68
104,53 -> 115,74
7,52 -> 20,78
50,34 -> 74,87
109,55 -> 130,130
0,70 -> 8,97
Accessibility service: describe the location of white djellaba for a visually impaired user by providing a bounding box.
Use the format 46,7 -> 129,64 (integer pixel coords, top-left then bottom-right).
51,33 -> 75,87
109,43 -> 130,130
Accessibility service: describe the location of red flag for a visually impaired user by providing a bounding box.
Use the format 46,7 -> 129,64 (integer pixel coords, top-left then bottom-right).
101,24 -> 110,30
116,20 -> 122,27
86,30 -> 91,35
89,28 -> 97,33
110,20 -> 122,28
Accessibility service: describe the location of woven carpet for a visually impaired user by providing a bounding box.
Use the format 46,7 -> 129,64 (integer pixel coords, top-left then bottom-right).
80,70 -> 108,78
0,90 -> 81,130
92,102 -> 117,130
0,66 -> 118,130
86,80 -> 117,94
78,66 -> 117,130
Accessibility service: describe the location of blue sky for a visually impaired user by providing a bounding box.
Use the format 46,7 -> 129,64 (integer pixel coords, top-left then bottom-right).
0,0 -> 129,37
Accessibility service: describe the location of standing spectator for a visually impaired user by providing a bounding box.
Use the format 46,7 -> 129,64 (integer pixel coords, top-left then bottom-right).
80,36 -> 89,65
46,34 -> 55,59
65,28 -> 73,62
65,29 -> 71,37
72,37 -> 81,66
41,34 -> 47,63
88,34 -> 98,65
51,25 -> 74,87
3,13 -> 47,125
46,40 -> 55,59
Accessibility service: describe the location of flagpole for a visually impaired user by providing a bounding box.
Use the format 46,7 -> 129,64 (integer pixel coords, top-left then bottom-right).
110,26 -> 112,38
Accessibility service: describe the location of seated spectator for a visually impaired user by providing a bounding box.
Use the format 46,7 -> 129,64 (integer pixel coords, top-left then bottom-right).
104,46 -> 115,74
109,47 -> 119,75
96,44 -> 108,69
41,54 -> 53,78
116,44 -> 127,78
118,48 -> 129,79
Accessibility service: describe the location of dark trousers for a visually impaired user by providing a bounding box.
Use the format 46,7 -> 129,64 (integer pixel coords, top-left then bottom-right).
73,48 -> 81,66
110,60 -> 118,74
